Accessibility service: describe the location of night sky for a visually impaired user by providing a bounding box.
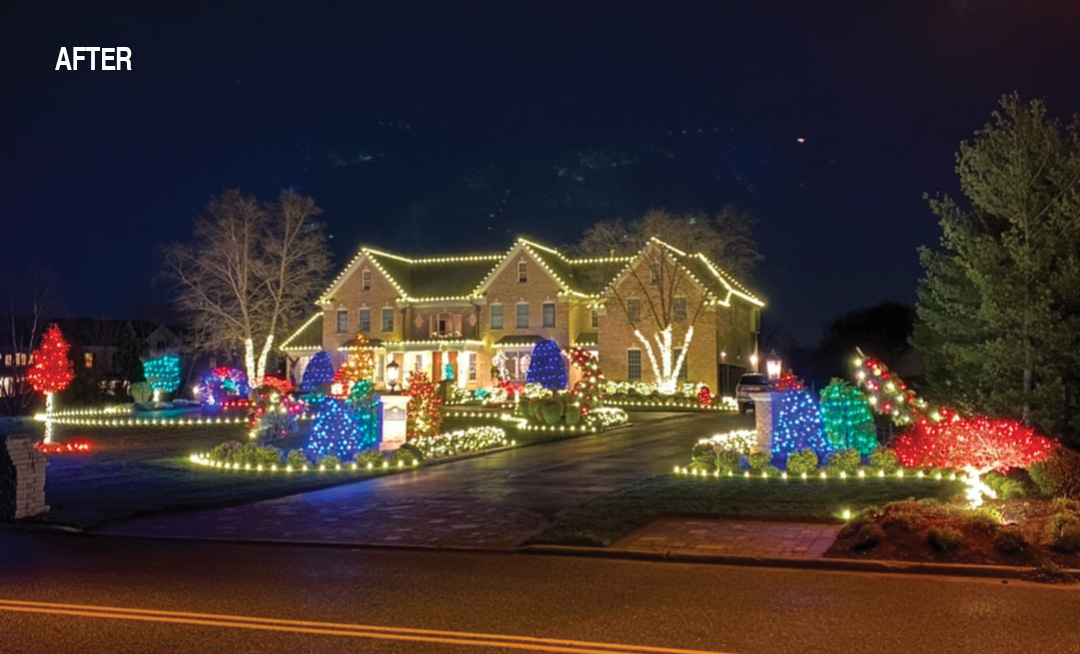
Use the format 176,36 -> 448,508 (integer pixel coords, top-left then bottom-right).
4,1 -> 1080,342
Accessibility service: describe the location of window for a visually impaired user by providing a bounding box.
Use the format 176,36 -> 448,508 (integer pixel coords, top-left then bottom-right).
381,307 -> 394,332
542,302 -> 555,328
437,312 -> 449,335
468,353 -> 477,381
4,354 -> 10,366
361,269 -> 372,291
375,353 -> 385,382
414,354 -> 423,372
16,352 -> 26,366
672,296 -> 687,323
490,304 -> 504,329
336,310 -> 348,333
674,349 -> 689,380
649,261 -> 661,285
358,308 -> 371,332
84,352 -> 94,369
627,350 -> 642,381
518,261 -> 527,283
590,310 -> 599,329
516,303 -> 529,328
503,350 -> 532,381
626,298 -> 641,323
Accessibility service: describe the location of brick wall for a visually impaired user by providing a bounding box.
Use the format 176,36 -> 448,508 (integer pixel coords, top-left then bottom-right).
322,255 -> 402,365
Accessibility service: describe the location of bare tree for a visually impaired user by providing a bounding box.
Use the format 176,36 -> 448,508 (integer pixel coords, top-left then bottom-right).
572,206 -> 762,279
574,209 -> 762,393
160,189 -> 330,386
0,265 -> 62,415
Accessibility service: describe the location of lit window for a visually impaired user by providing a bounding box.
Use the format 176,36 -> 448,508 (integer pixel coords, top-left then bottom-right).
362,269 -> 372,291
468,353 -> 477,381
518,261 -> 527,283
84,352 -> 94,369
4,354 -> 10,366
627,350 -> 642,381
490,304 -> 504,329
673,297 -> 687,323
626,298 -> 641,323
336,310 -> 348,333
375,353 -> 385,382
590,310 -> 599,329
516,303 -> 529,329
414,354 -> 423,372
381,307 -> 394,332
542,302 -> 555,328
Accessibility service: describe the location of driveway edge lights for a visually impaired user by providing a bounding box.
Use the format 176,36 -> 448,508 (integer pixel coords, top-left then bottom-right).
518,544 -> 1080,581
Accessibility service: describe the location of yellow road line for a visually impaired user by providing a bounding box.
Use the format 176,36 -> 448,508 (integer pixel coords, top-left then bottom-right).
0,599 -> 732,654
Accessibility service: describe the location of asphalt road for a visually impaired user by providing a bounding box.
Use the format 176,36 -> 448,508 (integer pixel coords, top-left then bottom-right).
0,531 -> 1078,654
104,411 -> 753,546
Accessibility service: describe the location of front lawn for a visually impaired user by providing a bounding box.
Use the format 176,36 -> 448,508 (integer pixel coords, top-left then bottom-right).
529,474 -> 964,547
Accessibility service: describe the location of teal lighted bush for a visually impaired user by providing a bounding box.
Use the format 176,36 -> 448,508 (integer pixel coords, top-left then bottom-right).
786,449 -> 819,476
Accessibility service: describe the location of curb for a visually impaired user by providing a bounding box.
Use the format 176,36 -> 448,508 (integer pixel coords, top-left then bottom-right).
517,544 -> 1080,581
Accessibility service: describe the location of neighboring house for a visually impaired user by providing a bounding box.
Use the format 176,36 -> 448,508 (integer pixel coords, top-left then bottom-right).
280,237 -> 763,393
0,318 -> 188,401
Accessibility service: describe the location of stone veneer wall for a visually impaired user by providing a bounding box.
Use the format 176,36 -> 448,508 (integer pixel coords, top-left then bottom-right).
0,434 -> 49,519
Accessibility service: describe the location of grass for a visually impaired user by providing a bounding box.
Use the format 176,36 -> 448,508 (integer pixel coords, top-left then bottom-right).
529,474 -> 966,547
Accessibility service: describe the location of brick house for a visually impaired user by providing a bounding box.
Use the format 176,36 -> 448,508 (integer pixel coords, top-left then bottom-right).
281,237 -> 763,395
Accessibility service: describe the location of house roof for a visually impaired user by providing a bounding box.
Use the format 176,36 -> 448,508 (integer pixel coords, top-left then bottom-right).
279,313 -> 323,351
320,248 -> 503,303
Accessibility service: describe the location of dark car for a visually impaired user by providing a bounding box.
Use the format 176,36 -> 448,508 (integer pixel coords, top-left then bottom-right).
735,373 -> 772,413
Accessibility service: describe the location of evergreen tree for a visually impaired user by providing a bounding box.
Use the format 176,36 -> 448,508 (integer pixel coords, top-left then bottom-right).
912,94 -> 1080,447
115,321 -> 147,383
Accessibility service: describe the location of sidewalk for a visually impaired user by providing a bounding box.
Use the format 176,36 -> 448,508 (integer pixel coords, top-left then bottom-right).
615,517 -> 841,558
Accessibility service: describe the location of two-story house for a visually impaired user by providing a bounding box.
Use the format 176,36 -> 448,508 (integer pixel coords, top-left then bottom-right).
281,237 -> 763,394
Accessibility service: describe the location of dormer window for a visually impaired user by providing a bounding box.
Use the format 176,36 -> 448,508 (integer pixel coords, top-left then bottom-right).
362,269 -> 372,291
518,261 -> 527,283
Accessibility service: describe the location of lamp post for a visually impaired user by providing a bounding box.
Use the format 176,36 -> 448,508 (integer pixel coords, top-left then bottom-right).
765,350 -> 782,381
386,360 -> 400,394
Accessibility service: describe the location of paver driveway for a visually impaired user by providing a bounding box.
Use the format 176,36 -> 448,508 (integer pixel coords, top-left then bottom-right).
106,411 -> 753,548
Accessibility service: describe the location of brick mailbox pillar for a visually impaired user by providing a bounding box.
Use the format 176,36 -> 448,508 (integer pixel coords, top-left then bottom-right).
0,434 -> 49,520
751,392 -> 779,455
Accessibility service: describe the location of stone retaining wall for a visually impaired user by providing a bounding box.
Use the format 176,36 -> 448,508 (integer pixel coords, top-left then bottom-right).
0,434 -> 49,519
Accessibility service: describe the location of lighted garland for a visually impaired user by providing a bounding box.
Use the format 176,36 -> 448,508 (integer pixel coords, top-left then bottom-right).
851,354 -> 943,426
818,379 -> 877,455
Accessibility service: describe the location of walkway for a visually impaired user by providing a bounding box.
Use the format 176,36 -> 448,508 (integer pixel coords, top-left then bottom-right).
615,517 -> 841,558
106,411 -> 752,548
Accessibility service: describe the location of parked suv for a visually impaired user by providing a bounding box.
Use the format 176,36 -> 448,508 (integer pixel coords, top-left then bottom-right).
735,373 -> 772,413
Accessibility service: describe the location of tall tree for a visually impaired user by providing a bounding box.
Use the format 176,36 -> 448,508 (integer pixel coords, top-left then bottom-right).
912,94 -> 1080,447
161,189 -> 331,385
571,206 -> 762,279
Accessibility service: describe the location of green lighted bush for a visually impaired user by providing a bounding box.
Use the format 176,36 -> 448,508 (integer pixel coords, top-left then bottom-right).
786,449 -> 819,476
869,447 -> 900,474
828,448 -> 861,475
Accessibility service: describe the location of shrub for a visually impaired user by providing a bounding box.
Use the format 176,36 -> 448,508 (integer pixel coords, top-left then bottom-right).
391,444 -> 421,466
786,449 -> 819,476
255,445 -> 282,468
927,526 -> 964,552
829,449 -> 861,475
994,526 -> 1026,554
354,449 -> 384,467
565,406 -> 581,426
1044,512 -> 1080,553
130,381 -> 153,405
286,449 -> 309,469
984,471 -> 1028,500
852,523 -> 885,551
882,500 -> 926,531
747,452 -> 772,473
208,440 -> 243,464
235,443 -> 259,467
316,454 -> 341,469
540,399 -> 564,425
869,447 -> 900,474
690,445 -> 741,474
965,508 -> 1001,533
1029,448 -> 1080,499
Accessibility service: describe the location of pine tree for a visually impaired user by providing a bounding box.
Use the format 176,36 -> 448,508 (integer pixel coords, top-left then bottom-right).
115,321 -> 147,383
912,94 -> 1080,447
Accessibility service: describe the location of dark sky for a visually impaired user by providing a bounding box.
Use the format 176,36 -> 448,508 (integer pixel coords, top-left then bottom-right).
4,1 -> 1080,342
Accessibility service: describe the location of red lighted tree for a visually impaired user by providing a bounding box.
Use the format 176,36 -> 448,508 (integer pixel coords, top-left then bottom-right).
895,416 -> 1058,507
27,324 -> 75,442
405,371 -> 442,440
